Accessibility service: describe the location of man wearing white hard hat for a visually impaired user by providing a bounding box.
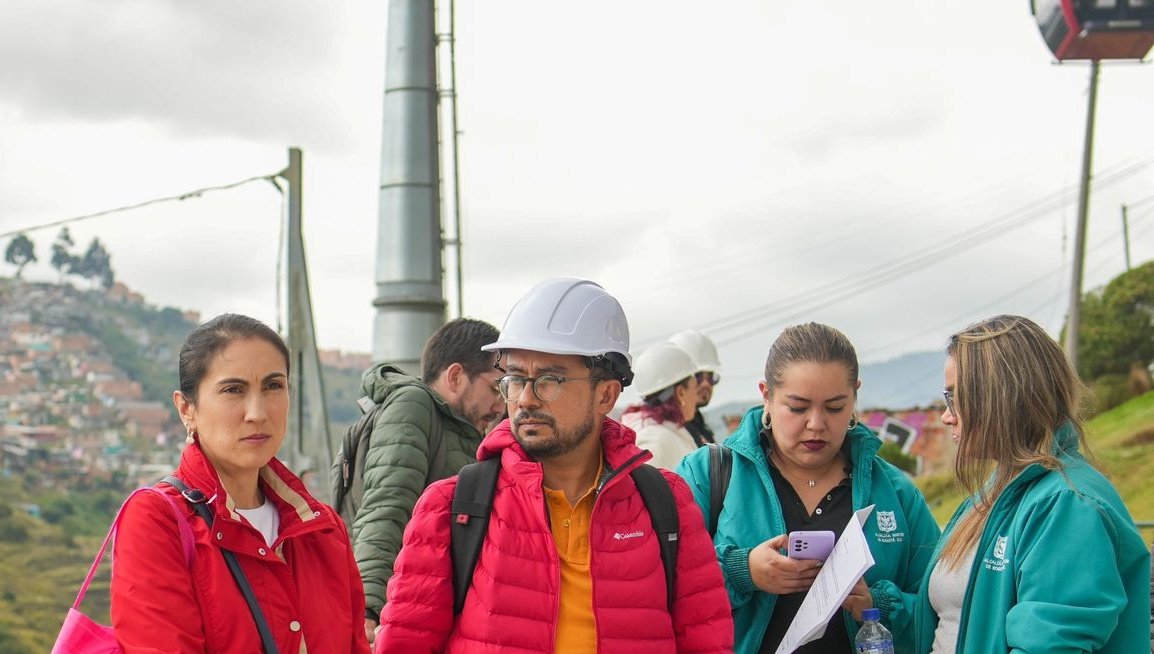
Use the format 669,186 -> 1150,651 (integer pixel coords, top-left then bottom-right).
667,329 -> 722,446
376,277 -> 733,653
621,342 -> 700,470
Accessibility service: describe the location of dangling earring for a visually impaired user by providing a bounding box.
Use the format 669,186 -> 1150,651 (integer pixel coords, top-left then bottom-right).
847,415 -> 858,432
761,411 -> 772,431
184,423 -> 196,445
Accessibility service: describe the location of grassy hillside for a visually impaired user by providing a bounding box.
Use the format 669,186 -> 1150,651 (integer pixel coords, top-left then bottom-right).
917,391 -> 1154,531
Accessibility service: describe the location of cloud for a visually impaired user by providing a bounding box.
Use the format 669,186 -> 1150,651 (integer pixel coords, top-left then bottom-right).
0,1 -> 353,148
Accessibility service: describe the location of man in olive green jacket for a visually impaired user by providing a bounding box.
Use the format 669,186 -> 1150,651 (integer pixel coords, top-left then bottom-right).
353,318 -> 504,642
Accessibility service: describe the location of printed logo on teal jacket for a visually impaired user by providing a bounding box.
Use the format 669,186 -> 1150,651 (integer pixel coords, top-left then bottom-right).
874,509 -> 904,543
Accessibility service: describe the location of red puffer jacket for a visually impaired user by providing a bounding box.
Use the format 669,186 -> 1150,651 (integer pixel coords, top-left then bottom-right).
376,418 -> 734,653
110,444 -> 370,654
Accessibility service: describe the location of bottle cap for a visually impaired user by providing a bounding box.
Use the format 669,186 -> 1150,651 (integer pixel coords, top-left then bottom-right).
862,608 -> 881,622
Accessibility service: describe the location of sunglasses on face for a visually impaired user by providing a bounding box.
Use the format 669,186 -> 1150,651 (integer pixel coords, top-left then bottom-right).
943,389 -> 955,414
696,371 -> 720,385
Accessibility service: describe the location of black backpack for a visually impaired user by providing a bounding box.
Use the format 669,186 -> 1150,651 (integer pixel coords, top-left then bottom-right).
448,458 -> 680,614
330,391 -> 446,530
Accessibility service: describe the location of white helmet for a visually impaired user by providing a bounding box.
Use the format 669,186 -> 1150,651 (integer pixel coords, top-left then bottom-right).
482,278 -> 632,380
668,329 -> 721,373
632,342 -> 698,399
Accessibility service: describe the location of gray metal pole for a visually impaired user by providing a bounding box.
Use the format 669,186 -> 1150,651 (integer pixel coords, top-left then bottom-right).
1064,60 -> 1100,372
448,0 -> 464,317
373,0 -> 446,372
282,147 -> 333,491
1121,204 -> 1132,271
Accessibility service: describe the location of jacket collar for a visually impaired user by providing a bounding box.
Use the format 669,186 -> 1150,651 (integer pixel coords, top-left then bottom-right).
361,362 -> 481,435
175,443 -> 336,534
477,416 -> 650,488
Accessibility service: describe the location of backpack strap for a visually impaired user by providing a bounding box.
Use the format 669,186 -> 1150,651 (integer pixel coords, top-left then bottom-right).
162,476 -> 280,654
331,395 -> 378,515
449,457 -> 501,615
706,443 -> 732,538
630,464 -> 679,612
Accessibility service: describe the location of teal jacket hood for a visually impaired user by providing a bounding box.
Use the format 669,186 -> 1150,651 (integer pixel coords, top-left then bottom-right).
677,405 -> 940,654
911,421 -> 1151,653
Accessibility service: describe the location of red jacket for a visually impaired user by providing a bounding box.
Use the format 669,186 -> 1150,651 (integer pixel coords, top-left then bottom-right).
376,418 -> 734,653
110,444 -> 370,654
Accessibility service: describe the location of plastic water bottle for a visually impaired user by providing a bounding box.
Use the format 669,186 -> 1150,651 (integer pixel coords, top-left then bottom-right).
855,608 -> 895,654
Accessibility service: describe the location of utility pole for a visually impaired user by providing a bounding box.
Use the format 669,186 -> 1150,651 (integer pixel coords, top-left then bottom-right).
1121,204 -> 1132,271
439,0 -> 465,318
1064,60 -> 1100,372
372,0 -> 446,371
280,147 -> 333,495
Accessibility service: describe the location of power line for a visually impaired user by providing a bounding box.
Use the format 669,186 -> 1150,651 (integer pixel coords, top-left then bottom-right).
0,172 -> 282,241
703,159 -> 1153,346
860,207 -> 1149,362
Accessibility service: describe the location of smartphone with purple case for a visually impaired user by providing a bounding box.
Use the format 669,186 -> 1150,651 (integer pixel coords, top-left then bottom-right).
787,530 -> 835,561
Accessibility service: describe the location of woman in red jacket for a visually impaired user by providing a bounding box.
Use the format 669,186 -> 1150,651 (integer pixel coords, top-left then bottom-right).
110,313 -> 369,654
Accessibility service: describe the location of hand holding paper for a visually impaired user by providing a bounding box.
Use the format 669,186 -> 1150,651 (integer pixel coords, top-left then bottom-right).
773,505 -> 877,654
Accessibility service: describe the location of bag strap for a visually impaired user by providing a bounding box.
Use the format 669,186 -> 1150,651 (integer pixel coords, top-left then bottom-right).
706,443 -> 732,538
162,476 -> 280,654
71,486 -> 194,610
449,457 -> 501,615
630,464 -> 679,612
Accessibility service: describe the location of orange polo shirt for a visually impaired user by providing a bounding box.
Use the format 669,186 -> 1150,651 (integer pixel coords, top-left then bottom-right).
543,460 -> 604,654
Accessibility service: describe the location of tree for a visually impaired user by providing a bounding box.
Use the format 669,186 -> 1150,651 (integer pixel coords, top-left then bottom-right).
1076,260 -> 1154,380
4,233 -> 37,278
50,227 -> 76,283
76,237 -> 113,289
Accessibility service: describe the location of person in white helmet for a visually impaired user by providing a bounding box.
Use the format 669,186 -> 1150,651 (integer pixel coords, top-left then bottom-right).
375,277 -> 734,654
621,342 -> 700,470
667,329 -> 721,446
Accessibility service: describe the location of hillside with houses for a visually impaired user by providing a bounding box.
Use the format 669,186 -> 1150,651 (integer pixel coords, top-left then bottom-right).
0,279 -> 197,491
0,277 -> 366,500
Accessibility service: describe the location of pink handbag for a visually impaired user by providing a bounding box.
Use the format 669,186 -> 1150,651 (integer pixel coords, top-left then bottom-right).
50,487 -> 195,654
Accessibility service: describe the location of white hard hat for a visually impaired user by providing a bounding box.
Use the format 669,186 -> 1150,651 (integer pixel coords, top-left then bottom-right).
632,342 -> 698,399
482,277 -> 631,364
668,329 -> 721,372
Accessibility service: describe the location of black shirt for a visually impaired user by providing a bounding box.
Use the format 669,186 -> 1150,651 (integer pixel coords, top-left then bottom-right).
684,410 -> 715,446
759,437 -> 855,654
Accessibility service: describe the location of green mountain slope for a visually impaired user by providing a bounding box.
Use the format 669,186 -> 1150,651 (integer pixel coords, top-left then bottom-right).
917,391 -> 1154,532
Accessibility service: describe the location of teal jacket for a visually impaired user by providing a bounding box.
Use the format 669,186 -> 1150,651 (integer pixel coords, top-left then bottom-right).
676,407 -> 940,654
911,423 -> 1151,654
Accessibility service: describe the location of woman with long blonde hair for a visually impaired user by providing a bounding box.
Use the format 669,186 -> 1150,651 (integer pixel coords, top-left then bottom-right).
913,315 -> 1150,653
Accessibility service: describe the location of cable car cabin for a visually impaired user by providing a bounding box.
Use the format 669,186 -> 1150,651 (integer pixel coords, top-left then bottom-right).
1032,0 -> 1154,60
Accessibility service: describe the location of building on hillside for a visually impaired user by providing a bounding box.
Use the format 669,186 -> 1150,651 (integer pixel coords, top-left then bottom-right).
319,349 -> 373,372
117,401 -> 174,440
94,379 -> 144,402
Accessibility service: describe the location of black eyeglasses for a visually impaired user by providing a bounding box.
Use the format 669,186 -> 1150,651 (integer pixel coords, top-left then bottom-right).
943,389 -> 955,414
496,374 -> 597,402
696,371 -> 720,385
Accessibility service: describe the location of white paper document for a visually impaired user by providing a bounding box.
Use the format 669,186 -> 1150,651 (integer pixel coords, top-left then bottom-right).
773,505 -> 877,654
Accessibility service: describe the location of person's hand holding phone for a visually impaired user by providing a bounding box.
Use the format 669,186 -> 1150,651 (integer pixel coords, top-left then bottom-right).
748,534 -> 822,595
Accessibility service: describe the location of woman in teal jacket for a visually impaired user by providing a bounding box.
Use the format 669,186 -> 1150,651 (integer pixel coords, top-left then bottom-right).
677,323 -> 940,654
912,315 -> 1150,653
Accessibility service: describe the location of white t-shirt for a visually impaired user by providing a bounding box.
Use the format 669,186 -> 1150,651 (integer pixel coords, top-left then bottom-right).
236,499 -> 280,547
621,412 -> 697,470
927,546 -> 976,654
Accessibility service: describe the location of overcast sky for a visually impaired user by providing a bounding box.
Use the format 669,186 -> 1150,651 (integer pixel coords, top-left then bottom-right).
2,0 -> 1152,408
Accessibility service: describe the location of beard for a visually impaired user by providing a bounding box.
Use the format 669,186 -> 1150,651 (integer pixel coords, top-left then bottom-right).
511,407 -> 596,459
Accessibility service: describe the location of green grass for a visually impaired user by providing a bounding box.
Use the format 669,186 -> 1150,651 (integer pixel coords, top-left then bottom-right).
917,391 -> 1154,530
